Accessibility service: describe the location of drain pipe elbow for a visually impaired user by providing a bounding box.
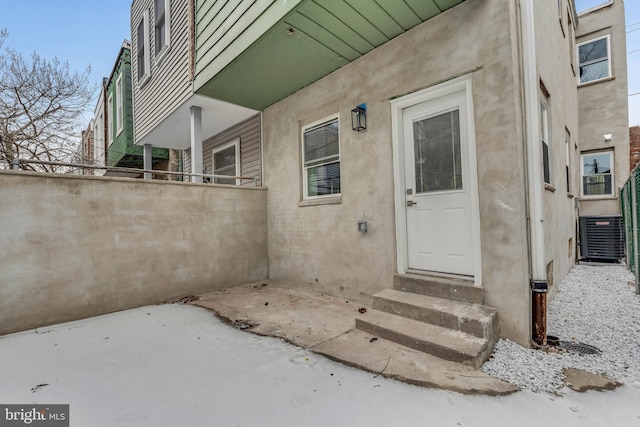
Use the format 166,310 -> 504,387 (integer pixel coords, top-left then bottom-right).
531,280 -> 548,346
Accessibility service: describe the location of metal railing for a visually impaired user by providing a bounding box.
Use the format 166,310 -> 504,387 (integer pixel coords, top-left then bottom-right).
620,166 -> 640,294
9,158 -> 260,186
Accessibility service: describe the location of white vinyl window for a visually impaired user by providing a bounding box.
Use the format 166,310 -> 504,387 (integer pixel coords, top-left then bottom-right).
107,94 -> 114,146
154,0 -> 171,62
302,115 -> 341,199
540,99 -> 551,185
212,139 -> 240,185
116,74 -> 123,135
582,151 -> 614,196
565,128 -> 571,193
136,10 -> 151,84
577,35 -> 611,84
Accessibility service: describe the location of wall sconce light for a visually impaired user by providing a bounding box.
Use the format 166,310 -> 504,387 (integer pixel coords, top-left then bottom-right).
603,134 -> 613,143
357,220 -> 368,233
351,103 -> 367,131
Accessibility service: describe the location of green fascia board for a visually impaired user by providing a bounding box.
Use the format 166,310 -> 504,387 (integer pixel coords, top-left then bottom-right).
194,0 -> 305,92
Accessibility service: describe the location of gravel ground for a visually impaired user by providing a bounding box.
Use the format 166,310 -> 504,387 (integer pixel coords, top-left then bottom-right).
482,263 -> 640,395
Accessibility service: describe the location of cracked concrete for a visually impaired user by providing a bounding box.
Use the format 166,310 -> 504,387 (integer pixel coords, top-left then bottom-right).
192,281 -> 518,396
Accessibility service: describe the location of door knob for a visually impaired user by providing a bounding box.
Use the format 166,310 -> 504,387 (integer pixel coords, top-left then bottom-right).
406,200 -> 417,207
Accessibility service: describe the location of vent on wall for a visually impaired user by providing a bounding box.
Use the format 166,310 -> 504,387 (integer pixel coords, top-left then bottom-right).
579,215 -> 624,261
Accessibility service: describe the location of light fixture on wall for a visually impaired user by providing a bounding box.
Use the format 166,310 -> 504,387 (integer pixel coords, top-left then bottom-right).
351,103 -> 367,131
603,134 -> 613,143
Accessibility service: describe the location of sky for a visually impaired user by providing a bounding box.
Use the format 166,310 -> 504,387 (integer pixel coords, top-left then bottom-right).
1,1 -> 639,131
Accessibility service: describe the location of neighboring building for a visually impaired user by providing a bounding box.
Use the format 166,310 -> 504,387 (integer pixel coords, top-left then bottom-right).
79,120 -> 94,174
576,1 -> 629,216
130,0 -> 258,183
105,41 -> 169,176
129,0 -> 628,359
93,78 -> 108,176
630,126 -> 640,171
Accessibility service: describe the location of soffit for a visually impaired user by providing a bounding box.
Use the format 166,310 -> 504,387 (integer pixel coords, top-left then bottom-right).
196,0 -> 465,110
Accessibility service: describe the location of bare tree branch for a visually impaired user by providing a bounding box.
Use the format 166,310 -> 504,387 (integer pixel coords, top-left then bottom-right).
0,28 -> 95,172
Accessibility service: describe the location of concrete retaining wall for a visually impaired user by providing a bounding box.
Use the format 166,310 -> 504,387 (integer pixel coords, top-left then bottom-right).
0,170 -> 268,335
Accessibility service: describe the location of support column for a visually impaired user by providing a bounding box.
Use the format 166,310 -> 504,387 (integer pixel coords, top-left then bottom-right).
190,106 -> 203,183
143,144 -> 153,180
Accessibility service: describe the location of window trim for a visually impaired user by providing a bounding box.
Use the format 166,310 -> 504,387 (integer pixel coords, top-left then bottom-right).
581,150 -> 614,198
567,10 -> 575,76
540,98 -> 551,185
116,74 -> 124,136
212,138 -> 241,185
301,114 -> 341,200
137,9 -> 151,86
107,94 -> 114,147
565,127 -> 572,194
154,0 -> 171,65
577,34 -> 611,86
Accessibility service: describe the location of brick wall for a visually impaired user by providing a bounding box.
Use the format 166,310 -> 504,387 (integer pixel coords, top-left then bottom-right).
630,126 -> 640,172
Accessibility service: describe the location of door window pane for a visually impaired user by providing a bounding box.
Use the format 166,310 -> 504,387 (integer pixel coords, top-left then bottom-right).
413,110 -> 462,193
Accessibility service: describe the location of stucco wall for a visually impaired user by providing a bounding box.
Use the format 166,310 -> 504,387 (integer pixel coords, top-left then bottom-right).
534,0 -> 581,298
576,1 -> 629,216
262,0 -> 532,344
0,170 -> 268,335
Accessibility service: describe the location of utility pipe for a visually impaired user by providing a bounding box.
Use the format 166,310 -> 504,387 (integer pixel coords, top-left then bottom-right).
520,0 -> 548,345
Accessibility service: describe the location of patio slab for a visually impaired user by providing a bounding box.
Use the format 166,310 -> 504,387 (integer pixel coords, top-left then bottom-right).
192,281 -> 517,396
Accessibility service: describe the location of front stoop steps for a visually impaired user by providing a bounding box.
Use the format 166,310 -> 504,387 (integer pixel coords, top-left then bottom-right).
355,273 -> 498,369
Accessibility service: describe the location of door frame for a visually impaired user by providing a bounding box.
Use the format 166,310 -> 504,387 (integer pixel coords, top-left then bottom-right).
390,74 -> 482,285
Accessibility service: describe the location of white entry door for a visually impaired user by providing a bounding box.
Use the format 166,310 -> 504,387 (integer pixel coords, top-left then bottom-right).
403,90 -> 475,276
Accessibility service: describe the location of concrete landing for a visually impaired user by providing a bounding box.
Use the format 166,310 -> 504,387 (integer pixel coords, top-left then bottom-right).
192,281 -> 517,396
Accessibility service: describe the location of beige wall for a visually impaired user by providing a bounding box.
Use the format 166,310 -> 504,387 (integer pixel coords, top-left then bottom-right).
534,0 -> 581,297
0,170 -> 268,335
262,0 -> 533,345
576,0 -> 629,216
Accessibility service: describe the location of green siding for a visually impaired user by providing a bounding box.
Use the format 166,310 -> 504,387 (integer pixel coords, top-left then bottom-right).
195,0 -> 465,110
107,47 -> 168,168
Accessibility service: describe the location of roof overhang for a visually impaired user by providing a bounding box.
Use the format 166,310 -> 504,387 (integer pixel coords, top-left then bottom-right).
136,94 -> 258,149
194,0 -> 466,110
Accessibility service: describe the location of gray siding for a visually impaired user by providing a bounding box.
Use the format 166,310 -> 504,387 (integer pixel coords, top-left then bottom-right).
184,114 -> 262,185
132,0 -> 194,143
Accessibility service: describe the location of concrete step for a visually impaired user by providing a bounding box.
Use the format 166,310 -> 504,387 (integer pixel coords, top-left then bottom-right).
373,288 -> 498,340
394,273 -> 484,305
356,310 -> 490,368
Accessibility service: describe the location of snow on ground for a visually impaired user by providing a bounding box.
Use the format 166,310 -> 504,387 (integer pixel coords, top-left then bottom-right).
482,263 -> 640,394
1,265 -> 640,426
